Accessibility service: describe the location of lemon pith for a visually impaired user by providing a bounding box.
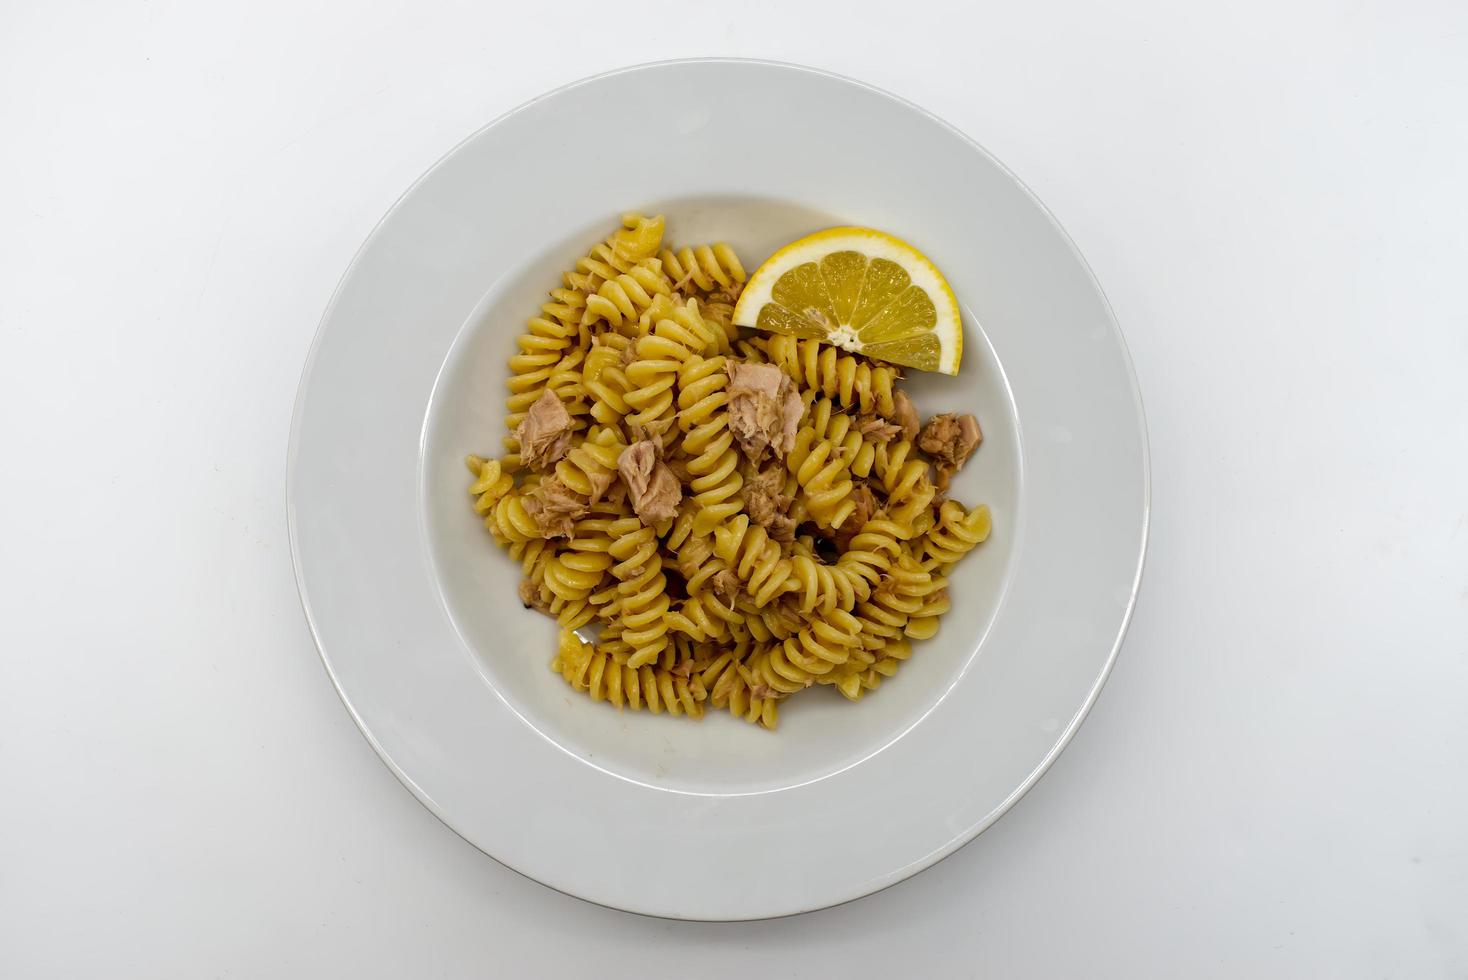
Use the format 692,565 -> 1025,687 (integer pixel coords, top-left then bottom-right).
732,227 -> 963,375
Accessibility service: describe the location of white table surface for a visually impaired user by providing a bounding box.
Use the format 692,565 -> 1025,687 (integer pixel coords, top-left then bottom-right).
3,1 -> 1466,976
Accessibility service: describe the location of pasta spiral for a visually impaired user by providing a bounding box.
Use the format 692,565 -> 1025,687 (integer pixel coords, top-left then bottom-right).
853,554 -> 938,649
542,548 -> 613,609
666,594 -> 730,643
640,293 -> 727,354
660,243 -> 747,295
552,630 -> 706,717
756,609 -> 863,694
786,553 -> 871,614
764,335 -> 897,416
873,439 -> 936,532
903,573 -> 950,640
699,647 -> 780,730
552,425 -> 624,499
606,517 -> 671,668
612,212 -> 666,265
582,258 -> 673,332
564,212 -> 666,294
713,515 -> 791,608
623,298 -> 719,435
920,500 -> 993,573
465,455 -> 514,518
490,484 -> 547,544
506,536 -> 552,580
826,638 -> 913,702
696,292 -> 740,349
834,516 -> 908,597
803,397 -> 877,478
580,335 -> 634,431
785,428 -> 857,529
677,355 -> 744,534
744,597 -> 808,642
504,348 -> 589,468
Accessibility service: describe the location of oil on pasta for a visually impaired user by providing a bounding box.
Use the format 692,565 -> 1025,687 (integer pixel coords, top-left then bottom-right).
465,213 -> 990,730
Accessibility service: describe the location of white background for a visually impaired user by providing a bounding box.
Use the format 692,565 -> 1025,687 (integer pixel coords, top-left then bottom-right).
2,1 -> 1465,976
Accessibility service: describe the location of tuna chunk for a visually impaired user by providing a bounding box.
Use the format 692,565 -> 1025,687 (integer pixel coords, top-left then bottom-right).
856,414 -> 902,443
585,465 -> 617,505
917,413 -> 982,489
743,464 -> 795,542
725,361 -> 803,462
617,439 -> 682,525
891,390 -> 920,442
518,578 -> 553,616
521,475 -> 587,539
709,569 -> 742,606
516,389 -> 573,471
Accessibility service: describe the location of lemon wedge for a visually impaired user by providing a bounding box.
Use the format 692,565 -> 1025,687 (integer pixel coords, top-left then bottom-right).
732,227 -> 964,375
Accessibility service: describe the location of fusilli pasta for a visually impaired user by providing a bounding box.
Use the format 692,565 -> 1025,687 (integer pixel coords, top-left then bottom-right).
465,214 -> 991,730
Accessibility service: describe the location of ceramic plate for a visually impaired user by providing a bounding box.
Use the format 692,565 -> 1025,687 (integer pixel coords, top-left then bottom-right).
288,59 -> 1148,920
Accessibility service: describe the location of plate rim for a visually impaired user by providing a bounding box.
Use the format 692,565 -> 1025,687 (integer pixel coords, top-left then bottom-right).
286,56 -> 1151,920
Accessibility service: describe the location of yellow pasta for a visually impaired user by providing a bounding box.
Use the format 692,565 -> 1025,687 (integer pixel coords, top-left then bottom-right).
920,500 -> 993,573
552,630 -> 706,717
714,515 -> 792,608
785,429 -> 857,529
552,426 -> 624,499
802,397 -> 878,478
666,594 -> 730,643
622,297 -> 718,436
580,335 -> 636,436
676,355 -> 744,534
564,212 -> 666,294
825,638 -> 913,702
582,258 -> 673,331
787,552 -> 871,615
489,484 -> 547,544
505,536 -> 551,579
465,214 -> 992,729
756,608 -> 863,694
701,647 -> 780,730
465,455 -> 514,517
852,554 -> 946,650
764,335 -> 897,416
835,516 -> 906,592
874,439 -> 937,532
660,243 -> 747,295
606,518 -> 672,668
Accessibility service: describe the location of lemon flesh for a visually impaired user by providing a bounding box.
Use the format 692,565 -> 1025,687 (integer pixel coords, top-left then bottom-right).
732,228 -> 963,375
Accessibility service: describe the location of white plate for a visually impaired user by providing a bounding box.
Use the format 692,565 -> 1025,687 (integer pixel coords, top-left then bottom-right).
288,59 -> 1148,920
